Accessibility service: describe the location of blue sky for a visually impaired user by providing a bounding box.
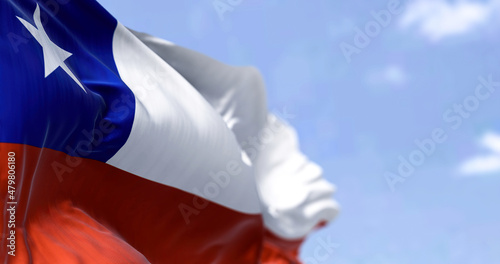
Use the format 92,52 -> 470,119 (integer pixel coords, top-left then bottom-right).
97,0 -> 500,263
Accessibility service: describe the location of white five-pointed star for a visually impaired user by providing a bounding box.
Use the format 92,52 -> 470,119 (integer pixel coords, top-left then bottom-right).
17,4 -> 86,93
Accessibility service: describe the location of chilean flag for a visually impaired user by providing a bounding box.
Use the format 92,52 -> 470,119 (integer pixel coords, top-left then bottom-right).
0,1 -> 339,263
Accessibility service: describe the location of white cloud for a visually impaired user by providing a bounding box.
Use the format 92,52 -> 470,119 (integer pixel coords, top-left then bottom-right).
480,132 -> 500,153
459,132 -> 500,175
366,65 -> 408,88
400,0 -> 500,42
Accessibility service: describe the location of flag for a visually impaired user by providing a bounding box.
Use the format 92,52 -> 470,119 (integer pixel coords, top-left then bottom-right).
0,1 -> 338,263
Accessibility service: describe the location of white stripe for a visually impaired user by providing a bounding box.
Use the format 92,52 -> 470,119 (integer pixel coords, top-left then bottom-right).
254,115 -> 339,239
130,30 -> 339,239
107,23 -> 261,214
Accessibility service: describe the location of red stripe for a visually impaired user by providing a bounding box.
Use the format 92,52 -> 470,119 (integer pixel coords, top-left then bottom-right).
0,143 -> 264,263
261,230 -> 304,264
